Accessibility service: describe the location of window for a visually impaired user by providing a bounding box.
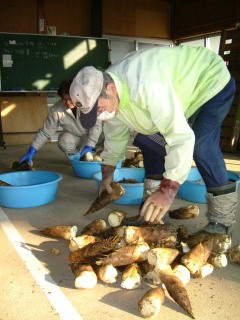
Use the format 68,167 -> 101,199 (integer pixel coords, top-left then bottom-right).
179,34 -> 221,54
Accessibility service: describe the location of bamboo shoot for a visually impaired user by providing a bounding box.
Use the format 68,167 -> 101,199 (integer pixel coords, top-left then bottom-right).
71,264 -> 97,289
121,263 -> 142,289
40,225 -> 78,240
138,287 -> 165,318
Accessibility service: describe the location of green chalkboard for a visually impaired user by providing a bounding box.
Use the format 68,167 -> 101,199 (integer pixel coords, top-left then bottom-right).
0,33 -> 109,92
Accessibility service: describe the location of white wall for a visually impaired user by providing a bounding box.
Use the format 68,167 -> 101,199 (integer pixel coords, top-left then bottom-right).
104,35 -> 173,64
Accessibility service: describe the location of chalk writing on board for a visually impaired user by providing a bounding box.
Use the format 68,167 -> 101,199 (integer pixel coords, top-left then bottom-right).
0,33 -> 109,91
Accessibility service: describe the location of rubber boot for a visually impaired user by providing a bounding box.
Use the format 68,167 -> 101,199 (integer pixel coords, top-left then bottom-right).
203,183 -> 238,235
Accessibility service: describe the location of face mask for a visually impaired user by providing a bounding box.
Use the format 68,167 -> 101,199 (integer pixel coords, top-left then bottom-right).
97,94 -> 117,121
97,109 -> 116,121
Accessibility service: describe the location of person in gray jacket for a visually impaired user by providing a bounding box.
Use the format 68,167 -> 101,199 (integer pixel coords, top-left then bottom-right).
19,80 -> 103,165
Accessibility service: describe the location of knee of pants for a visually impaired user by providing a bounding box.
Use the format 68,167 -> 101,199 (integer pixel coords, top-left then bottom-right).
58,132 -> 79,153
193,140 -> 227,185
193,147 -> 207,164
193,136 -> 218,163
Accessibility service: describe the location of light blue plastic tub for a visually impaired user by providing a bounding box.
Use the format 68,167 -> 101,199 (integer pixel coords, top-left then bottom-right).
0,171 -> 62,208
93,168 -> 145,205
69,154 -> 122,179
178,167 -> 240,204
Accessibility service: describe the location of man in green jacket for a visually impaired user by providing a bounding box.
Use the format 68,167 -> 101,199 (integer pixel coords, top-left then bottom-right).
70,45 -> 238,235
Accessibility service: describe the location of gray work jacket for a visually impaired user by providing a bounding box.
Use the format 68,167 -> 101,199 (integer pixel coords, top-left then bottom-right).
31,100 -> 102,150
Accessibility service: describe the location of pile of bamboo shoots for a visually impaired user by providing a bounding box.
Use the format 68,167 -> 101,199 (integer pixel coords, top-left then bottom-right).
122,151 -> 144,168
81,152 -> 103,162
40,214 -> 240,319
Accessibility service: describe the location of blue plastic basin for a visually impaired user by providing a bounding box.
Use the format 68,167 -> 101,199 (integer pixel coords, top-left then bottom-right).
69,154 -> 122,179
178,167 -> 240,204
0,171 -> 62,208
93,168 -> 145,205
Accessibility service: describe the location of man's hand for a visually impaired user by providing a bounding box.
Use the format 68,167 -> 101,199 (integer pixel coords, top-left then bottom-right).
99,164 -> 116,195
79,145 -> 93,159
19,146 -> 37,165
140,178 -> 180,223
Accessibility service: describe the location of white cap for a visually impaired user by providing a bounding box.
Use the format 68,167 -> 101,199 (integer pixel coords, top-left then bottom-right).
70,66 -> 103,114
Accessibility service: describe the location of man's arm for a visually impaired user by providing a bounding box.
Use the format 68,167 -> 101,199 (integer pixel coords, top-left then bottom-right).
101,117 -> 130,166
32,105 -> 59,150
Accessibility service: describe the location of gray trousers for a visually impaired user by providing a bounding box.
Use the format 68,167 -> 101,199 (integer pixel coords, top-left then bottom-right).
58,131 -> 105,156
58,132 -> 87,155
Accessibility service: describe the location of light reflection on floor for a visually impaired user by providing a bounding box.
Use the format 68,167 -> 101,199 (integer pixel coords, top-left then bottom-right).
224,154 -> 240,173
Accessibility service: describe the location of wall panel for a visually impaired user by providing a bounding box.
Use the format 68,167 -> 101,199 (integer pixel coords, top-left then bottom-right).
1,95 -> 48,146
102,0 -> 172,39
0,0 -> 37,34
172,0 -> 240,40
0,0 -> 91,36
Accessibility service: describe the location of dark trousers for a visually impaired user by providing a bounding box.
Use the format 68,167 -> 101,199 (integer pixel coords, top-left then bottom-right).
133,76 -> 236,188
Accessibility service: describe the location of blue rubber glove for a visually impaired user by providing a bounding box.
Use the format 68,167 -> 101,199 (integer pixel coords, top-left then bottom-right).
19,146 -> 37,165
79,145 -> 93,159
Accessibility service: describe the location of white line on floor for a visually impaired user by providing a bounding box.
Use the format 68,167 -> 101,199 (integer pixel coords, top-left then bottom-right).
0,207 -> 84,320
